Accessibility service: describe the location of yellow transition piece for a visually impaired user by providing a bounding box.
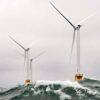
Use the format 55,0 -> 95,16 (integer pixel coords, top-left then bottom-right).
25,79 -> 32,85
74,73 -> 83,81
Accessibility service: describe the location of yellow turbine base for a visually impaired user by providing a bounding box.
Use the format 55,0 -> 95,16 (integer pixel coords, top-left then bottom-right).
25,79 -> 32,85
74,73 -> 83,81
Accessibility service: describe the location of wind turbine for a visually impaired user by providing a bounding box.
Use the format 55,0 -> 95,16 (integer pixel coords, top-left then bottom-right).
8,35 -> 32,84
29,51 -> 45,83
15,50 -> 45,84
50,1 -> 96,81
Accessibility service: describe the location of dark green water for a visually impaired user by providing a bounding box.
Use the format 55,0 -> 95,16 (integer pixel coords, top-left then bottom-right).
0,78 -> 100,100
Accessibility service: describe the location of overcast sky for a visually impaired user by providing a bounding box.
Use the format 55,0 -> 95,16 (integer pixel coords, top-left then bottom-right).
0,0 -> 100,88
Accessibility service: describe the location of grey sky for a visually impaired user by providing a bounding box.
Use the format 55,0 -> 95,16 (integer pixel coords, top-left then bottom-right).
0,0 -> 100,88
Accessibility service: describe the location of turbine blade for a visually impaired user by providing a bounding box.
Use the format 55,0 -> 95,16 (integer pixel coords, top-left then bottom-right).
16,50 -> 24,57
31,51 -> 45,61
50,1 -> 76,29
77,12 -> 97,25
24,51 -> 27,67
70,30 -> 76,63
8,35 -> 26,51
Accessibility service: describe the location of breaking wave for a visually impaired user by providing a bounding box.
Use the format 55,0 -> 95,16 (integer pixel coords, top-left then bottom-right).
0,78 -> 100,100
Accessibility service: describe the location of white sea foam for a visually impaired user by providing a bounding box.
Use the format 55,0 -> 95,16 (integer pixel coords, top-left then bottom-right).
35,80 -> 84,89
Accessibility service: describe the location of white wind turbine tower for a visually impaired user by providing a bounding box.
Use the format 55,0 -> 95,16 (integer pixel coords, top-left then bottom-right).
50,1 -> 96,81
9,35 -> 32,84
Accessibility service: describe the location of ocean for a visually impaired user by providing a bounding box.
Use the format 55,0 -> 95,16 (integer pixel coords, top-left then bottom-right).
0,78 -> 100,100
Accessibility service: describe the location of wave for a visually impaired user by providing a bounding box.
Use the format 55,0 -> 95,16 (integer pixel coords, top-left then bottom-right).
0,78 -> 100,100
